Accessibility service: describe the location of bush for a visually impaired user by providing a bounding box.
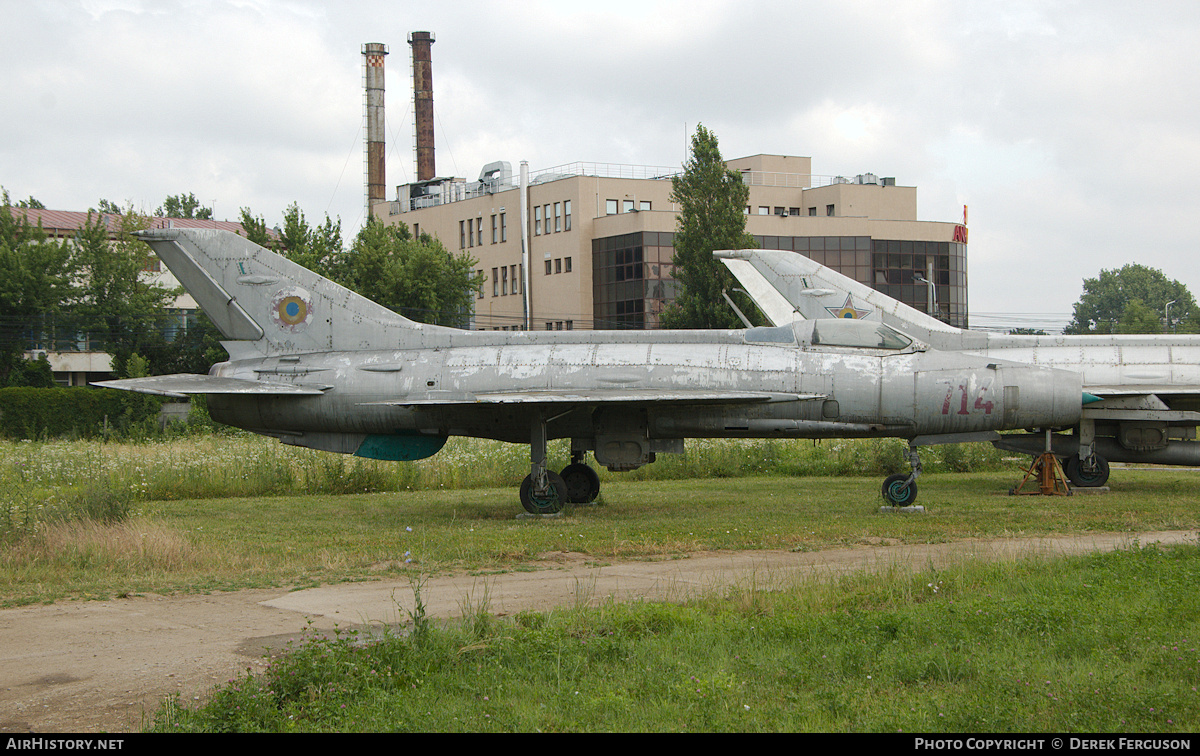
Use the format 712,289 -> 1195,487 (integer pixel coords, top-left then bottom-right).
0,387 -> 164,440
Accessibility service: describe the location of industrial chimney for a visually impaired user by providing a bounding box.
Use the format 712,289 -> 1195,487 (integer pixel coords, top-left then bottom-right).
408,31 -> 436,182
362,43 -> 388,218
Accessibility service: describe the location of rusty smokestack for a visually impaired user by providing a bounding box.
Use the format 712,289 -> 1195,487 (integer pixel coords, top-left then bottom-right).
408,31 -> 436,182
362,42 -> 388,218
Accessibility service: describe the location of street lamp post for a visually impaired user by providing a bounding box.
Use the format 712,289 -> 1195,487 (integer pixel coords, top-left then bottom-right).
914,260 -> 938,321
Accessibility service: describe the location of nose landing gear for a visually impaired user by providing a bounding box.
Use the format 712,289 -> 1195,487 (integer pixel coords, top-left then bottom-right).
881,444 -> 922,507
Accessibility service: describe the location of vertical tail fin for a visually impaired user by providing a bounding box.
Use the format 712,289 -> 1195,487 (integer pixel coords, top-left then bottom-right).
716,249 -> 960,343
138,228 -> 424,355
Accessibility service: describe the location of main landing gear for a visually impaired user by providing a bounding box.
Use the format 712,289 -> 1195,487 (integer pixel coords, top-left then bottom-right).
519,471 -> 568,515
1064,453 -> 1110,487
1065,419 -> 1110,487
881,444 -> 923,507
560,451 -> 601,504
519,418 -> 601,515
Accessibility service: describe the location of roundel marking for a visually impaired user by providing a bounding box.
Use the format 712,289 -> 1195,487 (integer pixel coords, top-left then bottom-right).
270,287 -> 314,332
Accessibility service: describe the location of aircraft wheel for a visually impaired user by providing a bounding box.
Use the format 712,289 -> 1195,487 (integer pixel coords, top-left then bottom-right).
1064,455 -> 1110,487
520,471 -> 569,514
560,463 -> 600,503
882,473 -> 918,507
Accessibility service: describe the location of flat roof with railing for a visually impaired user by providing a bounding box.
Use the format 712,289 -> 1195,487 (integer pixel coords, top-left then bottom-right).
387,161 -> 889,214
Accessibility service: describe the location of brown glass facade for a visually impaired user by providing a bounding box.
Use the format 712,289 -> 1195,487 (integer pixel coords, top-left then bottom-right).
592,232 -> 678,329
867,239 -> 968,328
593,232 -> 968,330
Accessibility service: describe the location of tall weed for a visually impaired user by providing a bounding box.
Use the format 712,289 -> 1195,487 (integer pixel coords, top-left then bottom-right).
0,434 -> 1020,542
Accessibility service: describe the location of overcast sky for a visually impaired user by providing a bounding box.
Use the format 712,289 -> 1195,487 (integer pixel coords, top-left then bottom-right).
4,0 -> 1199,330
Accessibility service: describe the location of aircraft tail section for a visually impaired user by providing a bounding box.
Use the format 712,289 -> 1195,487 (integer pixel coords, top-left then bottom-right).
716,249 -> 961,344
139,228 -> 426,355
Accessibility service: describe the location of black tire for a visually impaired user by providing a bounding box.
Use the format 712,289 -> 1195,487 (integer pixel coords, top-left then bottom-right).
519,471 -> 569,514
1064,455 -> 1110,487
882,473 -> 918,506
560,463 -> 600,503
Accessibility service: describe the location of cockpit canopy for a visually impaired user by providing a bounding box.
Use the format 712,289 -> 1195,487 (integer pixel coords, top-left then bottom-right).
745,319 -> 917,351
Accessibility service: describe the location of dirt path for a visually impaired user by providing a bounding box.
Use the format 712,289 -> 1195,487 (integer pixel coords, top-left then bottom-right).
2,529 -> 1194,733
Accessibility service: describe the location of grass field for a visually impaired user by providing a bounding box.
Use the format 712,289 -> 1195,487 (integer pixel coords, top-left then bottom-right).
148,543 -> 1200,733
3,433 -> 1199,732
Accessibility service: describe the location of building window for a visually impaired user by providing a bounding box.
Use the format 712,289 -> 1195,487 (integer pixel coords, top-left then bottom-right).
789,207 -> 800,217
491,214 -> 497,244
413,223 -> 420,238
501,266 -> 508,295
467,219 -> 474,247
554,202 -> 561,232
565,257 -> 572,273
477,217 -> 483,246
592,232 -> 672,330
774,207 -> 785,216
460,220 -> 466,248
511,264 -> 518,295
564,200 -> 571,231
808,207 -> 817,216
758,206 -> 769,215
476,269 -> 484,299
565,320 -> 573,330
546,322 -> 553,330
555,258 -> 562,274
534,206 -> 542,235
545,259 -> 552,275
826,205 -> 835,216
623,200 -> 634,213
606,199 -> 618,215
500,212 -> 507,242
492,267 -> 499,297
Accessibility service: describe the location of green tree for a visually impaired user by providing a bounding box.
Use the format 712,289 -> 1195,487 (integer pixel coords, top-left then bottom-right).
0,194 -> 76,385
659,125 -> 759,330
1115,298 -> 1165,334
238,207 -> 273,247
8,353 -> 54,387
0,187 -> 46,210
278,203 -> 342,277
1065,264 -> 1195,334
341,217 -> 480,326
157,311 -> 228,374
157,192 -> 213,220
71,209 -> 177,377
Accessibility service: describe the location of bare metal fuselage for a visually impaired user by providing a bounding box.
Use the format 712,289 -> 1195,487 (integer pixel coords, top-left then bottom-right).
206,327 -> 1082,469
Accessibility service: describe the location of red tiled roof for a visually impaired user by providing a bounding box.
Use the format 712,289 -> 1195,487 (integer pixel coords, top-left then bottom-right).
4,207 -> 254,236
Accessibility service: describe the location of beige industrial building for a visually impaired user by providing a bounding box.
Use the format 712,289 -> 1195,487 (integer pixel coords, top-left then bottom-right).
372,153 -> 969,331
